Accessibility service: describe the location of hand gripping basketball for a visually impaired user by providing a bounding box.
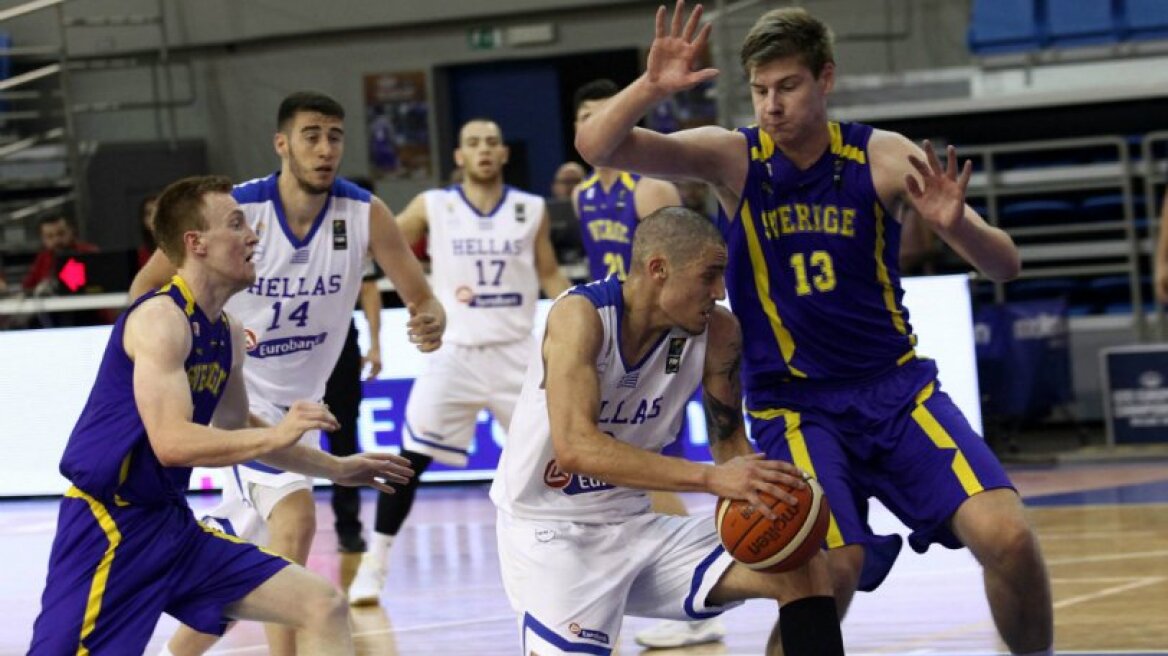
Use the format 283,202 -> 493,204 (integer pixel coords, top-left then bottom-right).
715,472 -> 830,573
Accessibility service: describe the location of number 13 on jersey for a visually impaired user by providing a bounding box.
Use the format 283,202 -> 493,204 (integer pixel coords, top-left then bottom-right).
790,251 -> 836,295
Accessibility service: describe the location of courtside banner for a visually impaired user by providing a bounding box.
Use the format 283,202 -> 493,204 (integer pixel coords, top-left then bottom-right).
0,276 -> 978,495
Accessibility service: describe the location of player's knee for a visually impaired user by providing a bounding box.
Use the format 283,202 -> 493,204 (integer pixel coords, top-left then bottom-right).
968,511 -> 1040,568
301,584 -> 348,631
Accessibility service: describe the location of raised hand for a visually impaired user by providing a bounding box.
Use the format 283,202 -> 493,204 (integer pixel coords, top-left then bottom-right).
905,139 -> 973,235
273,400 -> 340,449
706,453 -> 806,519
333,452 -> 414,494
406,301 -> 444,353
645,0 -> 719,96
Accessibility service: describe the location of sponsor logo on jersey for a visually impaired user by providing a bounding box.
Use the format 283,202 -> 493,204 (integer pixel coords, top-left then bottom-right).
470,292 -> 522,308
543,460 -> 571,489
332,218 -> 348,250
568,623 -> 610,645
666,337 -> 686,374
243,327 -> 258,351
249,332 -> 328,359
455,286 -> 475,304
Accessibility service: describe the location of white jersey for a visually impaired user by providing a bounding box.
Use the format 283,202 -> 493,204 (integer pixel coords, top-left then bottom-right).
227,173 -> 371,406
425,185 -> 543,346
490,276 -> 707,522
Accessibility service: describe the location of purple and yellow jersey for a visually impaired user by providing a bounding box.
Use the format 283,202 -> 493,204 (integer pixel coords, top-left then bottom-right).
577,171 -> 640,281
718,122 -> 917,400
58,275 -> 233,506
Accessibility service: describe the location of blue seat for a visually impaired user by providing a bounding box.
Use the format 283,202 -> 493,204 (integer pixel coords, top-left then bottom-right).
1079,194 -> 1147,222
1124,0 -> 1168,39
999,199 -> 1078,227
969,0 -> 1044,54
1046,0 -> 1120,46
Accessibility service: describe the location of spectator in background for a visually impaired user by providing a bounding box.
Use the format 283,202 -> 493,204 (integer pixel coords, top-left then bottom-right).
1156,187 -> 1168,304
22,216 -> 98,294
137,193 -> 159,270
550,161 -> 586,201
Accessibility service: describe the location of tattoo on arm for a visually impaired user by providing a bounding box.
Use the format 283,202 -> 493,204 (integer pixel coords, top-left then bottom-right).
703,343 -> 743,444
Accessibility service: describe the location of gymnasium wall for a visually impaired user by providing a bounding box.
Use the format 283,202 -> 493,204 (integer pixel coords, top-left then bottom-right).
5,0 -> 975,207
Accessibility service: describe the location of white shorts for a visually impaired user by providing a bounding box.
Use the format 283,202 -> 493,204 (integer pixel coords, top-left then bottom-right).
204,395 -> 315,542
403,338 -> 531,467
496,510 -> 739,655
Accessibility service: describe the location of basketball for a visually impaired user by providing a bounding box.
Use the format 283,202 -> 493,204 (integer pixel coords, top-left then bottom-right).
715,473 -> 830,573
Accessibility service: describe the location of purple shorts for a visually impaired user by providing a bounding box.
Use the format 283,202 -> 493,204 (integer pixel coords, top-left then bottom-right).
748,359 -> 1013,591
29,488 -> 290,655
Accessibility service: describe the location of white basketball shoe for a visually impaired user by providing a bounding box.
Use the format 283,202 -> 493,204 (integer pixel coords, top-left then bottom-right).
634,617 -> 726,649
347,554 -> 386,606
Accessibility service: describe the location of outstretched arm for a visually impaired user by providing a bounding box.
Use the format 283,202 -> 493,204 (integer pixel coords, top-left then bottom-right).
359,277 -> 383,378
875,132 -> 1020,282
368,196 -> 445,352
129,299 -> 335,467
574,1 -> 745,191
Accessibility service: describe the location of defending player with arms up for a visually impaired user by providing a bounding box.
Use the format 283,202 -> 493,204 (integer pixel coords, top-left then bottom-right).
130,91 -> 444,656
490,207 -> 844,656
28,176 -> 412,656
348,117 -> 571,604
576,3 -> 1052,654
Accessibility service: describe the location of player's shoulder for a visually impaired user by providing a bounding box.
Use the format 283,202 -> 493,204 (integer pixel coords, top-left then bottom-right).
505,185 -> 545,206
232,173 -> 278,204
566,277 -> 620,309
707,305 -> 741,340
333,177 -> 373,204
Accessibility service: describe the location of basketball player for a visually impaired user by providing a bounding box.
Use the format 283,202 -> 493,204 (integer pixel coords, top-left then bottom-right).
572,78 -> 726,649
130,92 -> 445,656
28,176 -> 413,655
348,117 -> 571,604
575,3 -> 1053,654
490,207 -> 843,656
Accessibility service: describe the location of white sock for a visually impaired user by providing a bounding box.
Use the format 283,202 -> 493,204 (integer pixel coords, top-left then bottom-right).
368,532 -> 395,567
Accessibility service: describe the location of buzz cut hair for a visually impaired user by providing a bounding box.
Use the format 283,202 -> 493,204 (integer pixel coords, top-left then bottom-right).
630,205 -> 724,271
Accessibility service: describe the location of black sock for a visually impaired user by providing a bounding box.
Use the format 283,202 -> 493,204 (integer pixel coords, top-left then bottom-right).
779,595 -> 844,656
373,449 -> 432,535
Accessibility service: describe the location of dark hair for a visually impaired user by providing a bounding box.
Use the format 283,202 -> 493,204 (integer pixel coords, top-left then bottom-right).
573,79 -> 621,114
631,206 -> 724,270
277,91 -> 345,131
153,175 -> 234,266
740,8 -> 834,77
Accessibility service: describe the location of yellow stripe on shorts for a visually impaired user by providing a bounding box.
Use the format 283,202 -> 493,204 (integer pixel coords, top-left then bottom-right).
64,486 -> 122,656
748,407 -> 844,548
912,383 -> 984,496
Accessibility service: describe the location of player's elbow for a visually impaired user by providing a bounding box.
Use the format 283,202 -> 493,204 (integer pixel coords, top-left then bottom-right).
152,440 -> 189,467
575,132 -> 612,169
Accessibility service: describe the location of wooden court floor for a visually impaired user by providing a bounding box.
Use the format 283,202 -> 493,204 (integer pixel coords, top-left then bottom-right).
3,461 -> 1168,655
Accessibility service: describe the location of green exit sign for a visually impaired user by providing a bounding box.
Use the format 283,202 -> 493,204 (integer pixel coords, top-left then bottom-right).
468,27 -> 503,50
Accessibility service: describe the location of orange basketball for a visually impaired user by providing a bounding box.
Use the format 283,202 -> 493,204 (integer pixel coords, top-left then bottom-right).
715,474 -> 830,573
